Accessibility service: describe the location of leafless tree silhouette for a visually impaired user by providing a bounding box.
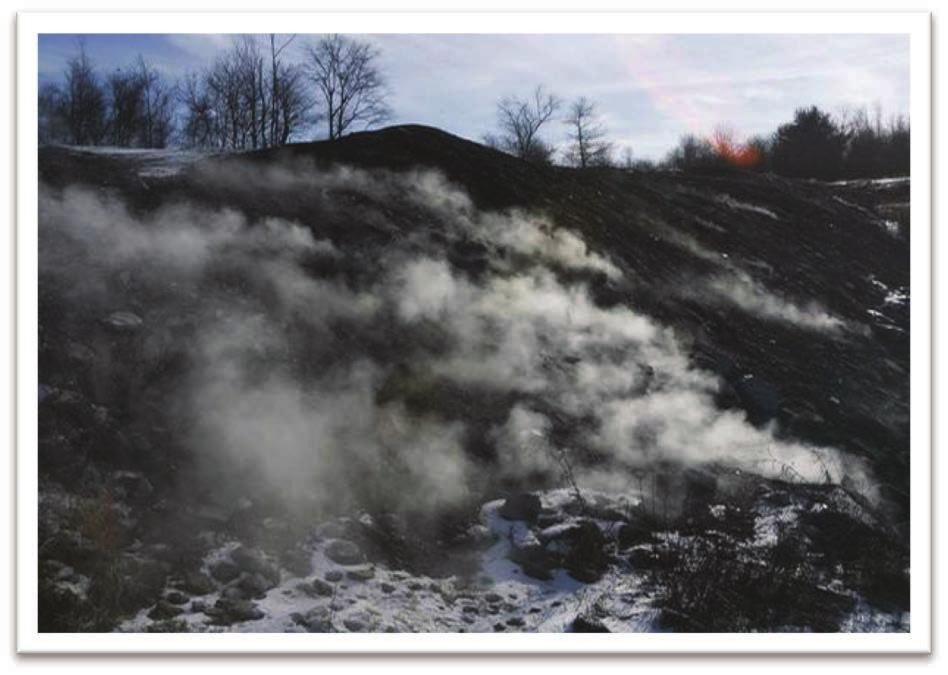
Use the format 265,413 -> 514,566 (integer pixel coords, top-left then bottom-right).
490,85 -> 561,164
564,96 -> 613,168
304,34 -> 390,140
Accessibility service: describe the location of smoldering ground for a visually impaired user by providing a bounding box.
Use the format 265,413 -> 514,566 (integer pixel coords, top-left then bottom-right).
37,161 -> 881,532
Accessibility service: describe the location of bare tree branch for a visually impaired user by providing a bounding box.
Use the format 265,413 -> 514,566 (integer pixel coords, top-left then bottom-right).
304,34 -> 390,140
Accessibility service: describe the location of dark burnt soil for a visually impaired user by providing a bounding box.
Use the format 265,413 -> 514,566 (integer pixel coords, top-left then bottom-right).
39,125 -> 910,521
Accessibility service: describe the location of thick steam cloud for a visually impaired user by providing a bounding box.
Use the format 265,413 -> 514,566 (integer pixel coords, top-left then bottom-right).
38,162 -> 877,520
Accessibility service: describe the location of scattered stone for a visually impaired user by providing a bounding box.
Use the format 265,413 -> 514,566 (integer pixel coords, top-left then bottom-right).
508,545 -> 554,581
191,600 -> 207,613
499,493 -> 542,523
180,570 -> 215,595
572,615 -> 610,633
292,606 -> 331,632
220,585 -> 248,602
325,539 -> 364,565
506,616 -> 525,627
281,548 -> 313,578
148,600 -> 183,621
484,592 -> 503,604
209,598 -> 264,624
309,578 -> 334,597
209,560 -> 240,584
346,565 -> 375,581
231,546 -> 280,585
324,569 -> 344,582
343,618 -> 366,632
617,521 -> 655,547
237,572 -> 275,599
380,582 -> 396,594
164,590 -> 189,605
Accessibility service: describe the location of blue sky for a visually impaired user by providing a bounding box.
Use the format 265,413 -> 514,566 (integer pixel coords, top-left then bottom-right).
38,33 -> 910,159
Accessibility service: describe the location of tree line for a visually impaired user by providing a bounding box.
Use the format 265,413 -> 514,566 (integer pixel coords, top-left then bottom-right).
661,105 -> 909,180
38,35 -> 391,150
38,37 -> 909,180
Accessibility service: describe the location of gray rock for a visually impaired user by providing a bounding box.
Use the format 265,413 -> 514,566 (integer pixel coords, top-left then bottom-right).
324,569 -> 344,582
499,493 -> 542,523
210,598 -> 264,624
571,615 -> 610,632
345,565 -> 375,581
281,548 -> 313,577
237,572 -> 275,599
292,606 -> 332,632
148,600 -> 183,621
230,546 -> 280,585
309,578 -> 334,597
209,560 -> 240,583
343,618 -> 366,632
324,539 -> 364,565
180,570 -> 215,596
164,590 -> 189,605
380,582 -> 396,594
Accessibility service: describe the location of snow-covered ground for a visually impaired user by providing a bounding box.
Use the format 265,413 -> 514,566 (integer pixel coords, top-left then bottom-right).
117,490 -> 660,633
62,146 -> 214,178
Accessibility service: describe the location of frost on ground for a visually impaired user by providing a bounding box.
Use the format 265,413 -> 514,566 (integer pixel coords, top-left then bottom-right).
117,490 -> 661,634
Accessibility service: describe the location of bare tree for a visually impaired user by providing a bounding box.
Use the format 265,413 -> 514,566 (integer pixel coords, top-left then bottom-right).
62,40 -> 107,145
304,34 -> 390,140
563,96 -> 612,168
492,85 -> 560,163
179,71 -> 218,148
179,35 -> 309,151
106,67 -> 143,147
38,82 -> 67,144
273,61 -> 310,145
135,56 -> 176,148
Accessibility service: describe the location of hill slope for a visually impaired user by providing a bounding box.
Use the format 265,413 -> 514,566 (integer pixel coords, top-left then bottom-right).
36,126 -> 910,633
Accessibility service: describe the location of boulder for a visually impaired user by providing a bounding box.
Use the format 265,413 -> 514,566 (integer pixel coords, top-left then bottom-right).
237,572 -> 275,599
499,493 -> 542,523
164,590 -> 189,605
291,606 -> 332,632
230,546 -> 280,585
209,559 -> 240,583
148,600 -> 183,621
209,598 -> 264,624
180,570 -> 215,596
507,545 -> 554,581
324,539 -> 364,566
346,565 -> 375,581
572,615 -> 611,632
308,578 -> 335,597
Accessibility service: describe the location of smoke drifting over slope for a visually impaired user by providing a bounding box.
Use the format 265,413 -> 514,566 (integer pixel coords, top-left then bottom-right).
38,161 -> 878,520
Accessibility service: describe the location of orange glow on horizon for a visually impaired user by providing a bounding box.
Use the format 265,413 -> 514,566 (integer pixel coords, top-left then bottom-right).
710,127 -> 762,168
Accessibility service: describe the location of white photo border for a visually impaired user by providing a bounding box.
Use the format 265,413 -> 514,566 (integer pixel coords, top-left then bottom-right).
15,10 -> 932,654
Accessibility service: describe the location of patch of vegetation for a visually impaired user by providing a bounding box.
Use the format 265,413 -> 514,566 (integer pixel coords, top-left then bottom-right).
650,529 -> 854,632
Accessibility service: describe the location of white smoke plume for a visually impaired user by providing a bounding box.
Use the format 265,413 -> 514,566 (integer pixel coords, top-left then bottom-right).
38,162 -> 878,521
706,272 -> 847,332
